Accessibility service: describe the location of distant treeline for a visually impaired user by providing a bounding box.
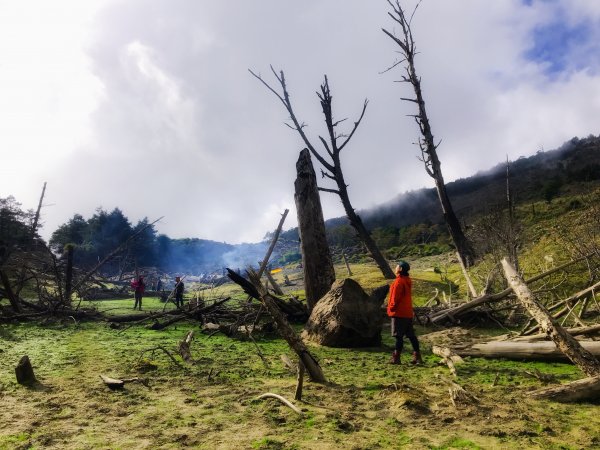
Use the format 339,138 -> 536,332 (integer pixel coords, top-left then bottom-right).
48,208 -> 252,276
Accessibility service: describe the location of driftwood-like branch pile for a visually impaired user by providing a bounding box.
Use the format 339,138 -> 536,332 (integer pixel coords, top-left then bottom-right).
421,255 -> 600,329
434,258 -> 600,402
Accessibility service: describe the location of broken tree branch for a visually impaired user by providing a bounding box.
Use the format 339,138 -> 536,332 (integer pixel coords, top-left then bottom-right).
255,393 -> 303,415
502,258 -> 600,377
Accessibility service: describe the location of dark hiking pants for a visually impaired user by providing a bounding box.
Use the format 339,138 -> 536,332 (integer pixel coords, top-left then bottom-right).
391,317 -> 420,353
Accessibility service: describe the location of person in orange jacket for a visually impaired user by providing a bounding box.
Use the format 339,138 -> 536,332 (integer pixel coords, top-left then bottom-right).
387,261 -> 422,365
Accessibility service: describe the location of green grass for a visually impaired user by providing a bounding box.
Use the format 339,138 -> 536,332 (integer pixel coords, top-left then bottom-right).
1,306 -> 598,449
2,188 -> 600,449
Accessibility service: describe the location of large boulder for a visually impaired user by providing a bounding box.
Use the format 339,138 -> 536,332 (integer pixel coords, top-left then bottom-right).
302,278 -> 385,347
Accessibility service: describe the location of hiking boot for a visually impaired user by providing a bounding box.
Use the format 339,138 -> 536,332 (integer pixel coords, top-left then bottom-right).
389,350 -> 400,365
411,351 -> 423,365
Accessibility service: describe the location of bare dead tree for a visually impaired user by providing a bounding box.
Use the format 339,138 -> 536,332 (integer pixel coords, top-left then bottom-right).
382,1 -> 475,267
505,157 -> 520,272
15,181 -> 46,297
249,67 -> 395,279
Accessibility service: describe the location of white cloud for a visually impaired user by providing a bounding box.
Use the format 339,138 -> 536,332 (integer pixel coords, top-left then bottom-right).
2,0 -> 599,244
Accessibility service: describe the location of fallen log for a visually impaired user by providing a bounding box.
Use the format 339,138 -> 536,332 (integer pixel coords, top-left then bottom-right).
227,210 -> 326,383
455,341 -> 600,361
521,280 -> 600,335
429,255 -> 593,325
502,258 -> 600,377
530,375 -> 600,402
100,374 -> 125,389
234,268 -> 327,383
507,323 -> 600,342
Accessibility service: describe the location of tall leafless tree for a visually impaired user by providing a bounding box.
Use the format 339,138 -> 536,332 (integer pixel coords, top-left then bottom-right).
249,67 -> 395,279
382,0 -> 476,267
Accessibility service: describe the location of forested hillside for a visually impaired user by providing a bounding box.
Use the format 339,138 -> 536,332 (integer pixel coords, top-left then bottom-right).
361,135 -> 600,228
306,135 -> 600,257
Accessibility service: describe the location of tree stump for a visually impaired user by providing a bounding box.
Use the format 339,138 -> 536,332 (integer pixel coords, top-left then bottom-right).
15,355 -> 37,385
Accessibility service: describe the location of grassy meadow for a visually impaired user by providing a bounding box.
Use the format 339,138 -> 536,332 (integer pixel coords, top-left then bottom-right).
2,189 -> 600,449
2,255 -> 599,449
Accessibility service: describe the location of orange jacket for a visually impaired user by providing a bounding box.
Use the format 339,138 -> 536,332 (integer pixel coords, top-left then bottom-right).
387,274 -> 413,318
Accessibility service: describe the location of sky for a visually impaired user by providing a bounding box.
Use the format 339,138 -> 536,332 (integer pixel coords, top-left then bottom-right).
1,0 -> 600,244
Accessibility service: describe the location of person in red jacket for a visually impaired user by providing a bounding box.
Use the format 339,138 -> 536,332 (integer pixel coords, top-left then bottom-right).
131,276 -> 145,311
387,261 -> 422,365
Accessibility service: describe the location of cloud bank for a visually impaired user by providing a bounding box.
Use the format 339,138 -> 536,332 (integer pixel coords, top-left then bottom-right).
1,0 -> 599,243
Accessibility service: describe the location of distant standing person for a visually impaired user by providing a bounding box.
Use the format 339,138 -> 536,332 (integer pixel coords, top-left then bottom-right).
131,276 -> 146,311
156,278 -> 162,292
387,261 -> 422,365
175,276 -> 185,308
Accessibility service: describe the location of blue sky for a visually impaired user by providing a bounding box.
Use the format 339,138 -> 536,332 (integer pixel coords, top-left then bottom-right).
526,16 -> 595,76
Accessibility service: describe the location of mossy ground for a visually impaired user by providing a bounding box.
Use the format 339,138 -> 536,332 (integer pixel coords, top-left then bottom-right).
2,302 -> 599,449
2,252 -> 599,449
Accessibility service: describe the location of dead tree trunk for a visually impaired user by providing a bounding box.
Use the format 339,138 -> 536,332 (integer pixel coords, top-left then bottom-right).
383,1 -> 475,267
530,376 -> 600,402
502,258 -> 600,377
64,244 -> 74,304
229,269 -> 326,382
0,269 -> 21,313
15,182 -> 46,297
342,251 -> 353,276
294,149 -> 336,311
249,68 -> 395,279
265,270 -> 284,296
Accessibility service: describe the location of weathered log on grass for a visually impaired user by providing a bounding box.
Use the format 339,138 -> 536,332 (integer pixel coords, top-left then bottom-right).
255,393 -> 303,415
530,376 -> 600,402
15,355 -> 36,385
108,312 -> 157,323
506,324 -> 600,342
502,258 -> 600,377
455,341 -> 600,361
